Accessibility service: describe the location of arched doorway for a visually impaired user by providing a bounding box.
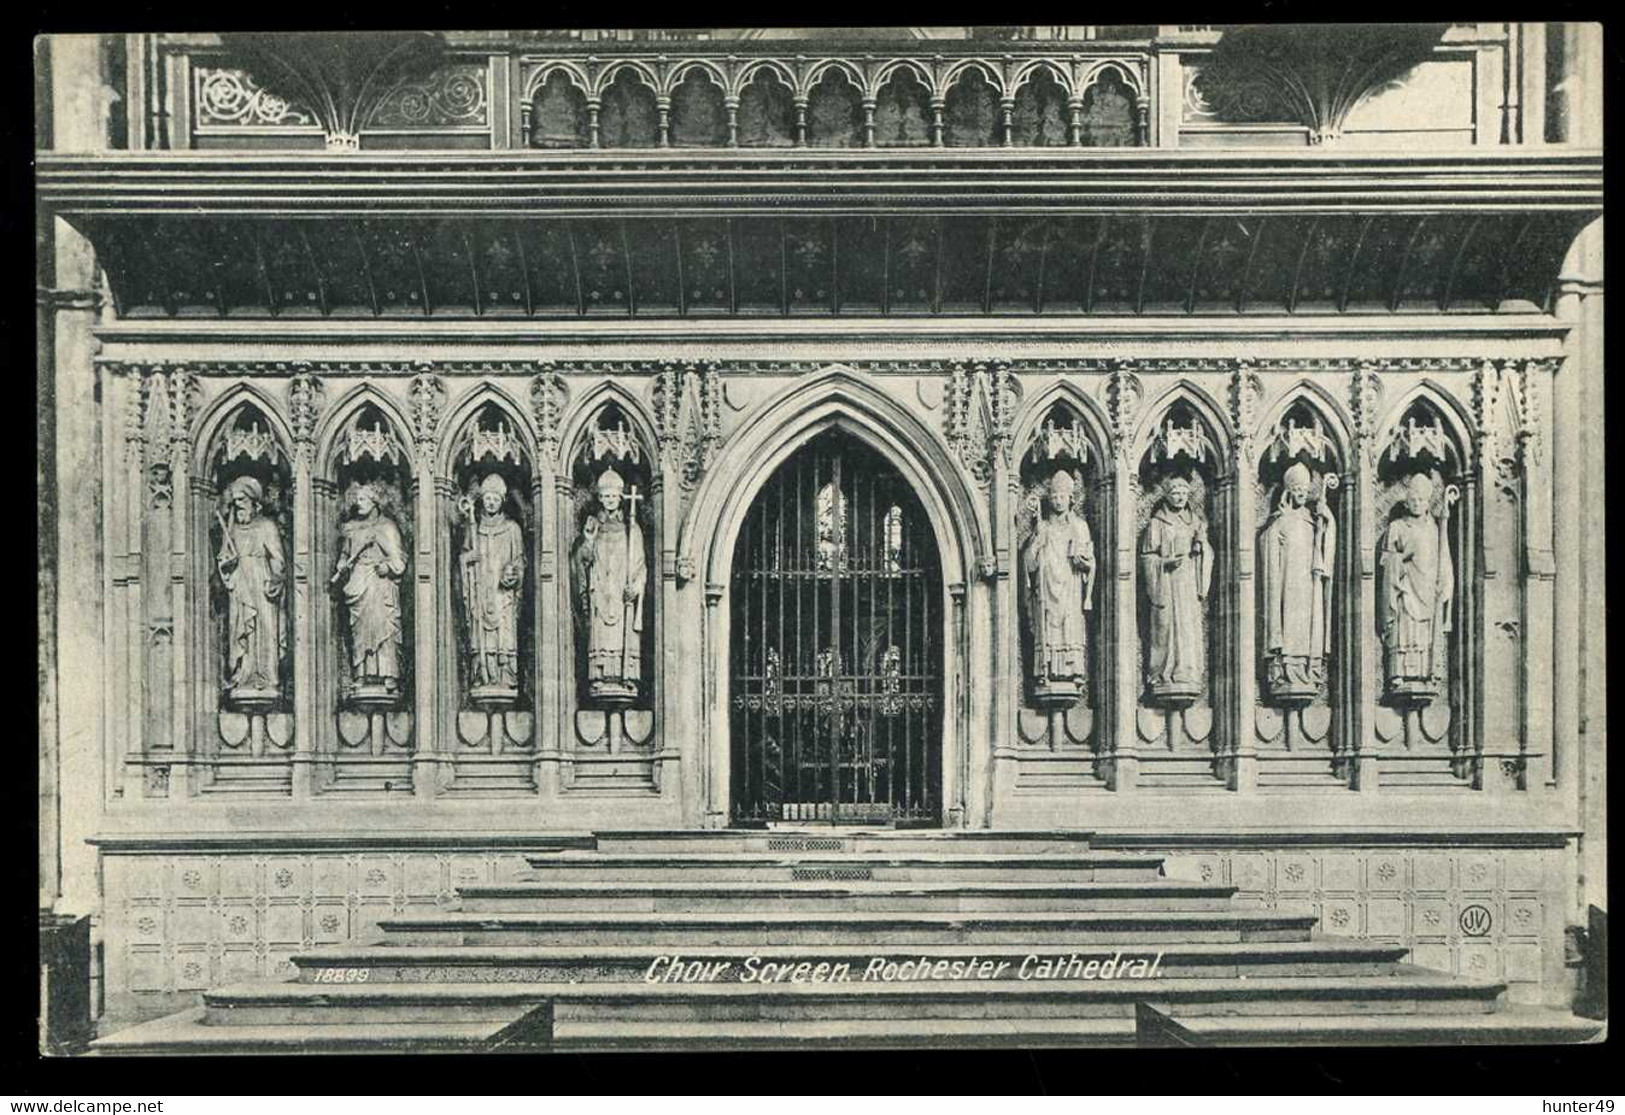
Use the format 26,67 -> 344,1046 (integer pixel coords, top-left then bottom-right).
729,430 -> 944,825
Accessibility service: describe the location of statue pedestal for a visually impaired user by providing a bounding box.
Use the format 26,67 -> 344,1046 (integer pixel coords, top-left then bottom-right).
1146,680 -> 1202,708
1263,655 -> 1323,706
1029,679 -> 1084,711
468,683 -> 520,709
1383,677 -> 1441,707
225,687 -> 279,714
589,679 -> 638,703
348,681 -> 402,713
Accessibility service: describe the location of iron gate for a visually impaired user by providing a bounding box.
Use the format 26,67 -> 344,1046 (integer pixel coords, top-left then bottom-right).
730,431 -> 943,825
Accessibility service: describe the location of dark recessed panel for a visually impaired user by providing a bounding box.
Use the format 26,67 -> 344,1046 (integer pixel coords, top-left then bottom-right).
212,221 -> 273,315
1038,216 -> 1090,314
1089,215 -> 1144,313
783,218 -> 834,313
732,218 -> 784,313
1291,214 -> 1364,311
1189,216 -> 1257,311
519,221 -> 581,315
1243,216 -> 1315,313
1395,216 -> 1471,311
1444,214 -> 1513,312
989,217 -> 1048,313
422,219 -> 479,314
678,218 -> 733,312
1139,217 -> 1205,311
470,223 -> 531,316
363,221 -> 430,316
1500,217 -> 1577,311
257,223 -> 324,315
887,217 -> 940,313
938,216 -> 991,312
574,219 -> 632,315
1341,216 -> 1417,310
304,219 -> 374,314
625,219 -> 681,314
835,216 -> 885,313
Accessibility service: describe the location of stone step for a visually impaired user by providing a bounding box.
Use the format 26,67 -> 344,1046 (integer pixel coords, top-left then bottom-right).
522,851 -> 1166,883
548,1009 -> 1602,1052
375,909 -> 1324,947
453,880 -> 1236,914
88,1006 -> 549,1056
292,940 -> 1412,984
589,829 -> 1098,855
197,973 -> 1506,1026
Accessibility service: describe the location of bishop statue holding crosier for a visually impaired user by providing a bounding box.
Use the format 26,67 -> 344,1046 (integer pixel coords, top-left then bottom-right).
1258,462 -> 1337,704
1140,476 -> 1211,703
1377,472 -> 1454,704
331,481 -> 408,703
216,475 -> 288,705
1021,470 -> 1096,704
573,468 -> 647,703
459,473 -> 525,703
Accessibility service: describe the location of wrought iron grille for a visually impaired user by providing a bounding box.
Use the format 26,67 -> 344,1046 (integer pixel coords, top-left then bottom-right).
730,431 -> 943,824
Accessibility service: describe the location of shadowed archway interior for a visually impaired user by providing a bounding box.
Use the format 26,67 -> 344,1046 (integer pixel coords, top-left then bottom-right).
729,430 -> 944,825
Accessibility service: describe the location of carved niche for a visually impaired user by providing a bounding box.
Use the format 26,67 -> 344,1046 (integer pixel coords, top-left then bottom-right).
203,403 -> 295,774
569,405 -> 657,751
449,406 -> 533,710
1137,405 -> 1218,707
1375,402 -> 1461,711
328,406 -> 414,712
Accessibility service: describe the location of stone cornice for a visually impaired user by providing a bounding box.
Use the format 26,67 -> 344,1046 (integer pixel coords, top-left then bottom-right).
37,149 -> 1603,218
96,356 -> 1500,379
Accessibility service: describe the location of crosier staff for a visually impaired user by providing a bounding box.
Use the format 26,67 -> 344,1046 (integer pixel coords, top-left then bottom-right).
620,484 -> 642,682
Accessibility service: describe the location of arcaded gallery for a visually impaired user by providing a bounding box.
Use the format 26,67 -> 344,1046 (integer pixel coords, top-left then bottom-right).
37,26 -> 1606,1052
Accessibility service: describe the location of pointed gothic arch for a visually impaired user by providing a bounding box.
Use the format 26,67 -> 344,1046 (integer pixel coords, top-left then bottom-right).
555,379 -> 662,479
191,382 -> 295,476
682,365 -> 990,590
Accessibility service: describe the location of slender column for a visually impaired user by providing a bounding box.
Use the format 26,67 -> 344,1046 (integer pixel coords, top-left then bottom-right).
724,96 -> 739,147
1110,450 -> 1139,791
112,369 -> 143,802
49,34 -> 114,916
410,387 -> 441,798
1229,375 -> 1259,792
586,100 -> 601,148
1067,98 -> 1083,145
1350,364 -> 1382,792
286,373 -> 321,797
656,96 -> 671,146
793,97 -> 808,146
929,98 -> 944,146
999,98 -> 1014,146
1520,357 -> 1555,791
704,581 -> 728,825
164,374 -> 195,795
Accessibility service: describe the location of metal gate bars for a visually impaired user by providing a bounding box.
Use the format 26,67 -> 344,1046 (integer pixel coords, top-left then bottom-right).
729,431 -> 944,825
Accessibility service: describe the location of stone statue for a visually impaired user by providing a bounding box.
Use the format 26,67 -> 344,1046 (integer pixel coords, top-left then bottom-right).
331,482 -> 407,701
1378,472 -> 1454,703
573,468 -> 647,702
1258,462 -> 1336,703
1140,476 -> 1211,703
215,476 -> 287,703
1021,470 -> 1096,704
458,473 -> 525,702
